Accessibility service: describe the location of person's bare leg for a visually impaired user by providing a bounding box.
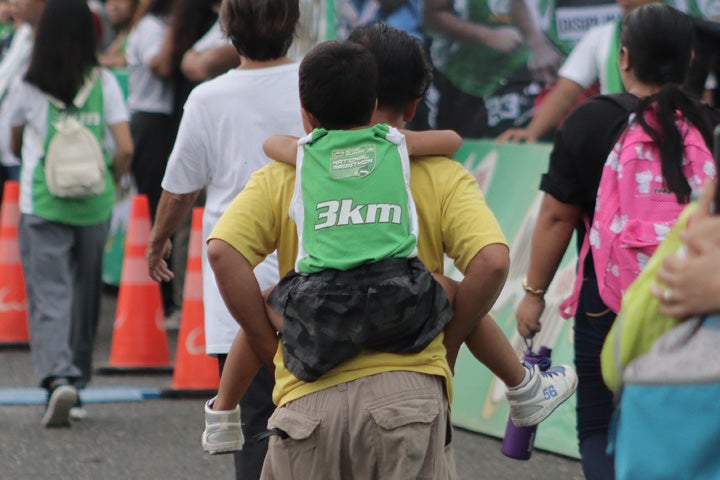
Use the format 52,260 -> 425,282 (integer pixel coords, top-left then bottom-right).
432,273 -> 525,387
213,329 -> 262,410
465,316 -> 526,388
212,287 -> 285,411
263,287 -> 284,332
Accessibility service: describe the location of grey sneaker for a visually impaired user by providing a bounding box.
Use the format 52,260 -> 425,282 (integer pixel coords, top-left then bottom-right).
506,364 -> 578,427
201,397 -> 244,455
42,383 -> 78,428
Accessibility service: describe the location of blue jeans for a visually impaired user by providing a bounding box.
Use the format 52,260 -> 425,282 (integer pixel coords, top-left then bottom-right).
574,278 -> 616,480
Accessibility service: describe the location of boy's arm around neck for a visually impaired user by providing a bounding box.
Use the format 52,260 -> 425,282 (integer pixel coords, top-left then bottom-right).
264,134 -> 300,165
401,128 -> 462,157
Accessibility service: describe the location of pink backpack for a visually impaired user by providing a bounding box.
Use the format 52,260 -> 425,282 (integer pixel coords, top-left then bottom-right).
561,110 -> 716,317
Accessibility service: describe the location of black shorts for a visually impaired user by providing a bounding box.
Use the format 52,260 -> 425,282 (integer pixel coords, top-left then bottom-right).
267,257 -> 453,382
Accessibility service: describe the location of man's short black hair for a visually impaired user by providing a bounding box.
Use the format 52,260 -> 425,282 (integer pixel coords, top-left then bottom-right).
348,22 -> 433,115
220,0 -> 299,61
299,40 -> 378,130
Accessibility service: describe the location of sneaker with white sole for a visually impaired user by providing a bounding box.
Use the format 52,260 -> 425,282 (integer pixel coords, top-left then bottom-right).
202,397 -> 244,455
506,364 -> 578,427
42,382 -> 78,428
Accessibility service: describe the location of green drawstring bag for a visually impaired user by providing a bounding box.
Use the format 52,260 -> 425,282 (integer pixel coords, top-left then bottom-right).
600,202 -> 697,394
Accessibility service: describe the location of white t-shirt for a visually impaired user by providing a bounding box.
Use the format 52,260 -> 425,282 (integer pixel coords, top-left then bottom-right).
558,21 -> 616,94
5,69 -> 129,214
0,23 -> 33,167
161,63 -> 304,354
126,14 -> 174,114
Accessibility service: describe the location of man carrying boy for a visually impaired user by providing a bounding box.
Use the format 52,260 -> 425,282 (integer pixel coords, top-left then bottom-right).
208,23 -> 576,478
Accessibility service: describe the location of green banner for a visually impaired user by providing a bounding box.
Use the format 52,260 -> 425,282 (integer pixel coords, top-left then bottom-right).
102,177 -> 134,287
449,140 -> 580,458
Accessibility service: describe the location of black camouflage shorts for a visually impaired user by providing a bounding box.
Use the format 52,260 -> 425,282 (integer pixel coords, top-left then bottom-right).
267,257 -> 453,382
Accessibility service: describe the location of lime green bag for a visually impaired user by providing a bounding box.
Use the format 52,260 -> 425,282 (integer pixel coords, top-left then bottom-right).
600,203 -> 697,393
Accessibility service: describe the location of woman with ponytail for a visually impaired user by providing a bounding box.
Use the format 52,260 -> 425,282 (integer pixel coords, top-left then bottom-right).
515,4 -> 717,479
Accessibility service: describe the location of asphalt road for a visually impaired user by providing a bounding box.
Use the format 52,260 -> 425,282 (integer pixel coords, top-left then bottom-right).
0,290 -> 585,480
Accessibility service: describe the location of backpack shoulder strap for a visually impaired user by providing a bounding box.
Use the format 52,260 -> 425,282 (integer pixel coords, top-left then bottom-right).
44,67 -> 101,110
559,106 -> 635,319
596,93 -> 640,114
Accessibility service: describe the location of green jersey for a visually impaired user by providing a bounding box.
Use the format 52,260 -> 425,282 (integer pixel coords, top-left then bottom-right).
291,124 -> 419,274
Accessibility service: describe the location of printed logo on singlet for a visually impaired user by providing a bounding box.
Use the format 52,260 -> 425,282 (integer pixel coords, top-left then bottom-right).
330,144 -> 377,179
55,111 -> 102,128
315,199 -> 402,230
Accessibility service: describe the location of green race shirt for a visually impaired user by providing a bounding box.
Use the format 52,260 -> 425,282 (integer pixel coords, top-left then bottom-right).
291,124 -> 419,273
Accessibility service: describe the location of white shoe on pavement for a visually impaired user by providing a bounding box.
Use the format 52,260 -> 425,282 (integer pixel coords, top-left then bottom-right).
506,364 -> 578,427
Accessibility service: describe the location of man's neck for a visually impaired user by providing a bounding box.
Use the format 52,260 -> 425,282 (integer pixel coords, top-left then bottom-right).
371,109 -> 403,129
237,56 -> 293,70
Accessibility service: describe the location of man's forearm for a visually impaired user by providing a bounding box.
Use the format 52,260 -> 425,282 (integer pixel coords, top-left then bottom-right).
181,45 -> 239,83
444,243 -> 510,363
207,239 -> 278,369
148,190 -> 201,248
509,0 -> 543,43
524,78 -> 585,141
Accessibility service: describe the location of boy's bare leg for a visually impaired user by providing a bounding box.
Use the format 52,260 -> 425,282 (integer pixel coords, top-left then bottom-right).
213,287 -> 283,411
433,273 -> 575,428
263,287 -> 284,332
432,273 -> 526,388
465,316 -> 526,388
213,329 -> 263,410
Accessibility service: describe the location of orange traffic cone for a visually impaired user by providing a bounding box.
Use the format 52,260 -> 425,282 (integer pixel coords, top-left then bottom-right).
0,180 -> 29,348
98,194 -> 172,374
162,207 -> 219,397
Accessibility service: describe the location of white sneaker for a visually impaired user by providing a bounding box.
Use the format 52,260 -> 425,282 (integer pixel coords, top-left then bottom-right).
506,364 -> 578,427
42,384 -> 78,428
69,398 -> 88,421
201,397 -> 244,455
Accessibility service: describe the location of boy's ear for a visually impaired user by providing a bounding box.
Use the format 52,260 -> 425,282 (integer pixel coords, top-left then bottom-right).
301,108 -> 320,132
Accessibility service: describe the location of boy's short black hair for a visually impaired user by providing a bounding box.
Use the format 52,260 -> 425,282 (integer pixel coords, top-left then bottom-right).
348,22 -> 432,115
299,40 -> 377,130
220,0 -> 298,61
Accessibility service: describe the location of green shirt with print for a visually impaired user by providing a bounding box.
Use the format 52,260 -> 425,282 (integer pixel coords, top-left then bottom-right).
294,124 -> 418,274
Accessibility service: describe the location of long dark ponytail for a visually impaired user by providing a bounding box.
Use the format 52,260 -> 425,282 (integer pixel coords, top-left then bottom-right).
622,4 -> 712,204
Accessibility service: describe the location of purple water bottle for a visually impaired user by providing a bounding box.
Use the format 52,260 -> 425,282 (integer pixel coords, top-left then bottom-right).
500,343 -> 552,460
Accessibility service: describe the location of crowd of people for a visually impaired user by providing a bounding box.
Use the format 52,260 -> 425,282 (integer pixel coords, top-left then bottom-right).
1,0 -> 719,479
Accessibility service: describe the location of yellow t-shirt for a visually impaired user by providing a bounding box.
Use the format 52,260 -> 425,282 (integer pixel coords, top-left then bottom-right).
209,155 -> 508,406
